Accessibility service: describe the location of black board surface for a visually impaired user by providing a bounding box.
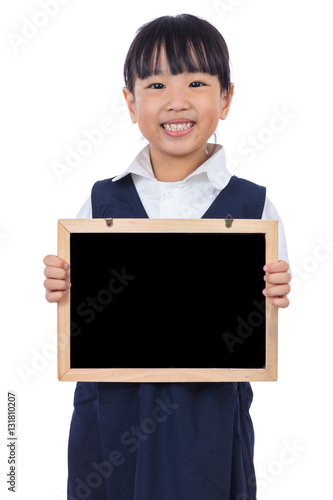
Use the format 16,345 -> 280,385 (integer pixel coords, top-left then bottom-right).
69,232 -> 266,369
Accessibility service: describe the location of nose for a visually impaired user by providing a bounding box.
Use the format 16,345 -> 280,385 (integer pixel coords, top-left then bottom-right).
165,87 -> 191,112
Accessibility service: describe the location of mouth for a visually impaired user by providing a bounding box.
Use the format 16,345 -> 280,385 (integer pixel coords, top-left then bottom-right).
161,121 -> 196,137
162,121 -> 195,132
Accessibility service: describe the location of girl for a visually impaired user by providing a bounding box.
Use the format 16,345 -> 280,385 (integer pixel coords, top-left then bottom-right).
44,14 -> 290,500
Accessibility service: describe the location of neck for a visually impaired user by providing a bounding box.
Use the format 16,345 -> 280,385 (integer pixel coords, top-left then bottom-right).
149,145 -> 209,182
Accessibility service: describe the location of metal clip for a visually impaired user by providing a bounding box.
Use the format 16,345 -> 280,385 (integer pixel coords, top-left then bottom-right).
105,218 -> 113,227
225,214 -> 233,228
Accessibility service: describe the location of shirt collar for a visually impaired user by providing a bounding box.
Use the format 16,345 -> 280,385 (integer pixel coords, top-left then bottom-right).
112,143 -> 232,190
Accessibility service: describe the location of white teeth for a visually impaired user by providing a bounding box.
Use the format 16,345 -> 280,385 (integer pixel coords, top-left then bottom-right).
163,122 -> 194,131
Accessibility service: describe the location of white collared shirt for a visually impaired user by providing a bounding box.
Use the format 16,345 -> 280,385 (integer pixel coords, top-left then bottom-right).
77,143 -> 289,262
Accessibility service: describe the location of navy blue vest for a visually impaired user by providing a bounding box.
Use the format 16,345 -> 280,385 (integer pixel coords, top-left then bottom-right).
68,174 -> 266,500
91,174 -> 266,219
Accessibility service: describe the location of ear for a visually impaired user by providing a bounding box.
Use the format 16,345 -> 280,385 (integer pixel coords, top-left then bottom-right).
219,83 -> 234,120
122,87 -> 138,124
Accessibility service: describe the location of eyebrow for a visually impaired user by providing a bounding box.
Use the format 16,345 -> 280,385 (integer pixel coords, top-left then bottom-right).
142,69 -> 213,79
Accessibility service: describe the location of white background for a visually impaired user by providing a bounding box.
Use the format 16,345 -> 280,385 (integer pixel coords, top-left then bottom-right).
0,0 -> 332,499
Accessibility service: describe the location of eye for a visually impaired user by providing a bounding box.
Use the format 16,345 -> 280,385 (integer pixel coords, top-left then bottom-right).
148,83 -> 166,89
189,81 -> 206,88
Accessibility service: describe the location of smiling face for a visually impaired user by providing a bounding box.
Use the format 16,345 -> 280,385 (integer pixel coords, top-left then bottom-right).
123,48 -> 234,180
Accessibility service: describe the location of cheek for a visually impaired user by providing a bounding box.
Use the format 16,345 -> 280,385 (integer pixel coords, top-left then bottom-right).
201,101 -> 222,130
136,103 -> 160,131
200,94 -> 221,116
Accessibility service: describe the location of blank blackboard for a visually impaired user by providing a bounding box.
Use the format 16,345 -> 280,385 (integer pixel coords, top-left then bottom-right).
57,219 -> 278,382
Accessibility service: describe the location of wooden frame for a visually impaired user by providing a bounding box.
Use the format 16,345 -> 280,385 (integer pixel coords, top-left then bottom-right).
58,218 -> 278,382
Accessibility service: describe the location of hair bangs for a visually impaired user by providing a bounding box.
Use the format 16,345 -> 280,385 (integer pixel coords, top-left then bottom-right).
124,15 -> 231,94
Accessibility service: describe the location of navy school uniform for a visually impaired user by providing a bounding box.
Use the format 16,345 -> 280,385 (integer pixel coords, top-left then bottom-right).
67,174 -> 266,500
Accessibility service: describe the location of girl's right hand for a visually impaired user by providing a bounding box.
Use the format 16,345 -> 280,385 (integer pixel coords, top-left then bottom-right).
43,255 -> 70,303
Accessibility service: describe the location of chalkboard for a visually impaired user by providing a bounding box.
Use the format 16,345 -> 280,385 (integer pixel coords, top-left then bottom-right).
57,218 -> 278,382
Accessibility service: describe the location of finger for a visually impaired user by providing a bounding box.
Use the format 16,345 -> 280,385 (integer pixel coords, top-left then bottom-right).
264,261 -> 289,274
43,255 -> 68,269
44,266 -> 68,280
263,284 -> 290,298
267,296 -> 290,308
45,289 -> 68,303
264,272 -> 291,285
44,278 -> 70,292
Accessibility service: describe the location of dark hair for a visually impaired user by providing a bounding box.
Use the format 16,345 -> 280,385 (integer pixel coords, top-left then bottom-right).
124,14 -> 231,96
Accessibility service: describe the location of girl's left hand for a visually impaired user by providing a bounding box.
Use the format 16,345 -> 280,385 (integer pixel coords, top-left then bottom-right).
263,260 -> 291,308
